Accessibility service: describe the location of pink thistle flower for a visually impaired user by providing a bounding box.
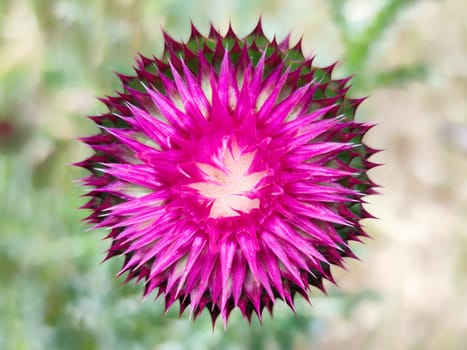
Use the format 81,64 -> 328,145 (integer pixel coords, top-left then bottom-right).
76,20 -> 379,326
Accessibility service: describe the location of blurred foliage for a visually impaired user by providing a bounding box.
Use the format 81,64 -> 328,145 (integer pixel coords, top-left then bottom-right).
329,0 -> 427,88
0,0 -> 426,349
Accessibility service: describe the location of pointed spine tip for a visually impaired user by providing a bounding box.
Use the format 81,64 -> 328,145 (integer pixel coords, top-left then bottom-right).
189,20 -> 202,41
250,16 -> 264,38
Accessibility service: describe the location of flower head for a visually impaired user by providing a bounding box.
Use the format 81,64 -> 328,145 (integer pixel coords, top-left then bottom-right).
76,20 -> 378,326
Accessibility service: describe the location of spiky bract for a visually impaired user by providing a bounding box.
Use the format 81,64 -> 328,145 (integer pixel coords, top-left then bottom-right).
76,21 -> 378,326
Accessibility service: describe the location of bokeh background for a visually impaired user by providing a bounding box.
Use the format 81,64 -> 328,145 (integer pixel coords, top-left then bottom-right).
1,0 -> 466,349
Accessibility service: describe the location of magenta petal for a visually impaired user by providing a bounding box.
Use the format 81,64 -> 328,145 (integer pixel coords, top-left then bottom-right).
220,241 -> 236,312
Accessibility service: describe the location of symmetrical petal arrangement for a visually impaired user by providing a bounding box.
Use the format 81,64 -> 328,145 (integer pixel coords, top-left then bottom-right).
76,21 -> 379,326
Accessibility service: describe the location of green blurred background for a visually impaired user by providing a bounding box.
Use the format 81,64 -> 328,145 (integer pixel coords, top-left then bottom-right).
1,0 -> 466,349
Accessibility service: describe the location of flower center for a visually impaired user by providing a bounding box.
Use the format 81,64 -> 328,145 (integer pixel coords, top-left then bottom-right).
188,138 -> 267,218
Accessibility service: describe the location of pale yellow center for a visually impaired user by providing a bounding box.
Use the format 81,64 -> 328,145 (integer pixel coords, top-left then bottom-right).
188,139 -> 266,218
